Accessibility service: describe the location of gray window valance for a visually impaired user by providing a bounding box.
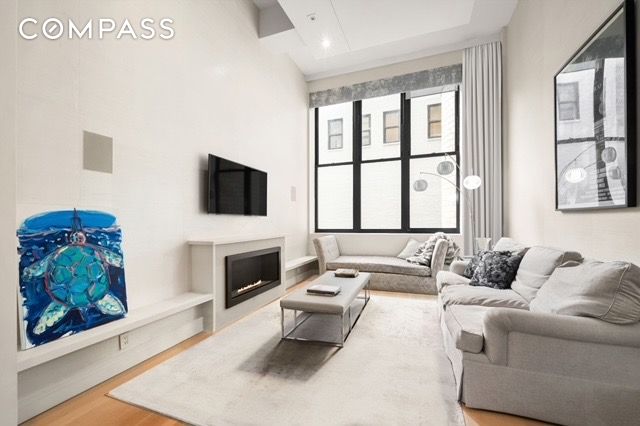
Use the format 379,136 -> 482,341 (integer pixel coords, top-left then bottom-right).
309,63 -> 462,108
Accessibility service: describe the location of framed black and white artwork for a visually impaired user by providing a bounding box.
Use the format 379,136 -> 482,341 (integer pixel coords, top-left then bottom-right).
554,0 -> 636,211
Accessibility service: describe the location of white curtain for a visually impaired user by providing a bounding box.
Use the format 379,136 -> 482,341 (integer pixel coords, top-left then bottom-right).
462,41 -> 503,254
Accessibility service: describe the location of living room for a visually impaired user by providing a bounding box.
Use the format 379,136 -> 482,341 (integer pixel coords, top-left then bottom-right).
1,0 -> 639,425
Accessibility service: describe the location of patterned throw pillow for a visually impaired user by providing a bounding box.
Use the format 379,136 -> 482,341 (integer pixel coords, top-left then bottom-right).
463,250 -> 488,278
469,251 -> 523,289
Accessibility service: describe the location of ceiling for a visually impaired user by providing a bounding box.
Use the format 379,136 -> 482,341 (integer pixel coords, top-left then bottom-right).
254,0 -> 518,81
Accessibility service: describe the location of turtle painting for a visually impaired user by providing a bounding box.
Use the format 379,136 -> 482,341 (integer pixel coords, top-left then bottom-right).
18,210 -> 128,349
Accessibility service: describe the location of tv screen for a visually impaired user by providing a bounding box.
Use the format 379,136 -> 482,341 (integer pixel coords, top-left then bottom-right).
207,154 -> 267,216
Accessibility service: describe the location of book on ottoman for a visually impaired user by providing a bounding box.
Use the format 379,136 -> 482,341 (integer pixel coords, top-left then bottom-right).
306,284 -> 341,296
334,268 -> 359,278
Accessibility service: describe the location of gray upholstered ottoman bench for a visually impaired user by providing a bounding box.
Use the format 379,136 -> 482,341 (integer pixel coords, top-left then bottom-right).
280,272 -> 371,347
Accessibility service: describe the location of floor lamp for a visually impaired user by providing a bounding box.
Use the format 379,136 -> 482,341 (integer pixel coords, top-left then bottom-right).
412,154 -> 484,254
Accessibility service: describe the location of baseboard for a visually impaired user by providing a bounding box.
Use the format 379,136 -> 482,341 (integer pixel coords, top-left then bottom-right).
18,309 -> 204,422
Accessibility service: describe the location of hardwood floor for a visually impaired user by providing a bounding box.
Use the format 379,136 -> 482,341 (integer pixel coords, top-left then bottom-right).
23,289 -> 547,426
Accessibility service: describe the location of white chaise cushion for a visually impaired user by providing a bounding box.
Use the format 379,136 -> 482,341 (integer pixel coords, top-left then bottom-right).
326,256 -> 431,277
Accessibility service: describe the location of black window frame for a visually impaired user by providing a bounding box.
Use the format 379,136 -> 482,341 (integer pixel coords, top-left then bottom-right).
557,82 -> 580,121
383,109 -> 400,144
362,114 -> 371,146
428,103 -> 442,138
327,118 -> 343,150
314,90 -> 460,234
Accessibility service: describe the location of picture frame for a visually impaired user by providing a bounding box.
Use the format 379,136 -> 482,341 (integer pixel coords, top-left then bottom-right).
554,0 -> 636,211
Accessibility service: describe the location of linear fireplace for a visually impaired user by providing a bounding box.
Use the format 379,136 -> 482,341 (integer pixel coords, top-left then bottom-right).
225,247 -> 281,308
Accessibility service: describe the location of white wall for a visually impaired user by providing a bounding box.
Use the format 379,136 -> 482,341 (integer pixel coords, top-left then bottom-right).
16,0 -> 309,313
0,0 -> 18,422
504,0 -> 640,264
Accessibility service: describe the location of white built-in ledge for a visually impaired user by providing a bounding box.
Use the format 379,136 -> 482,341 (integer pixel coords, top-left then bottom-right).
16,292 -> 213,372
285,256 -> 317,271
187,233 -> 286,246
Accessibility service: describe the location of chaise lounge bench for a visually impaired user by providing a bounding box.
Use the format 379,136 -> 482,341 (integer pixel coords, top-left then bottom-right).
313,235 -> 448,295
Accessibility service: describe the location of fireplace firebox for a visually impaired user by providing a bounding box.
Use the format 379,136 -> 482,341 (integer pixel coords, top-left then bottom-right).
225,247 -> 281,308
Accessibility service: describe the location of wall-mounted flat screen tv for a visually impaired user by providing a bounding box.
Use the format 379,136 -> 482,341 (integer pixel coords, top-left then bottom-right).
207,154 -> 267,216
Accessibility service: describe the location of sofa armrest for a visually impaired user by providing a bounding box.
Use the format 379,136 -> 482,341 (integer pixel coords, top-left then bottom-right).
483,308 -> 640,366
429,239 -> 449,277
313,235 -> 341,275
449,259 -> 469,276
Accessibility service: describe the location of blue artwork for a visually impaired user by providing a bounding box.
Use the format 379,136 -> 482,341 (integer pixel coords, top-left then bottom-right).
17,210 -> 128,349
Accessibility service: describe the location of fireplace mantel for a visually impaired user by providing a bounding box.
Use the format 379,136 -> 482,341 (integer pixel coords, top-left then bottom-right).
187,233 -> 286,246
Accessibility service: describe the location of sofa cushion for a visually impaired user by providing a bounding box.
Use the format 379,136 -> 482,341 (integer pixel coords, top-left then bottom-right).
440,285 -> 529,310
530,260 -> 640,324
396,238 -> 421,259
469,251 -> 523,289
512,246 -> 582,302
436,270 -> 471,292
492,237 -> 527,255
443,305 -> 490,353
326,256 -> 431,277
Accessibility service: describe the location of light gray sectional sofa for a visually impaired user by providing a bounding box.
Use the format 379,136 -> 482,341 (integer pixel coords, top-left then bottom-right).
313,235 -> 448,294
437,238 -> 640,426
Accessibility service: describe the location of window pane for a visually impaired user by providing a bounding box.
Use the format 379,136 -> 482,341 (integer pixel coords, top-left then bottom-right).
328,118 -> 342,135
329,135 -> 342,149
384,127 -> 400,143
361,161 -> 401,229
558,103 -> 577,121
362,94 -> 401,161
429,104 -> 441,121
429,122 -> 442,138
317,165 -> 353,229
362,114 -> 371,131
384,110 -> 400,127
410,156 -> 457,229
411,92 -> 456,155
558,82 -> 578,102
362,131 -> 371,146
318,102 -> 352,164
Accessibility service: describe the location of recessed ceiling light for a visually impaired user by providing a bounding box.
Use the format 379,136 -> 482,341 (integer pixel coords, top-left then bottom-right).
321,37 -> 331,49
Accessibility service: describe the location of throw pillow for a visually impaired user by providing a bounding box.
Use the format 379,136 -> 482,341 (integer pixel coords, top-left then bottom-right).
492,237 -> 528,255
407,232 -> 461,266
463,250 -> 487,279
512,246 -> 583,302
530,260 -> 640,324
469,251 -> 523,290
397,238 -> 421,259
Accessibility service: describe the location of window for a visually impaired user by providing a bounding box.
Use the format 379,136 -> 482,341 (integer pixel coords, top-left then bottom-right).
315,90 -> 460,233
383,110 -> 400,143
362,114 -> 371,146
428,103 -> 442,138
328,118 -> 343,149
557,82 -> 580,121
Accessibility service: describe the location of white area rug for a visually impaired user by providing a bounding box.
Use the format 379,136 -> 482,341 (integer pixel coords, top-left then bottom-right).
110,293 -> 464,425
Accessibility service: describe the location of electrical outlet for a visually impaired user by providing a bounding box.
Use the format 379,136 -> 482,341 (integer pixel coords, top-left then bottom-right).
119,333 -> 130,350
